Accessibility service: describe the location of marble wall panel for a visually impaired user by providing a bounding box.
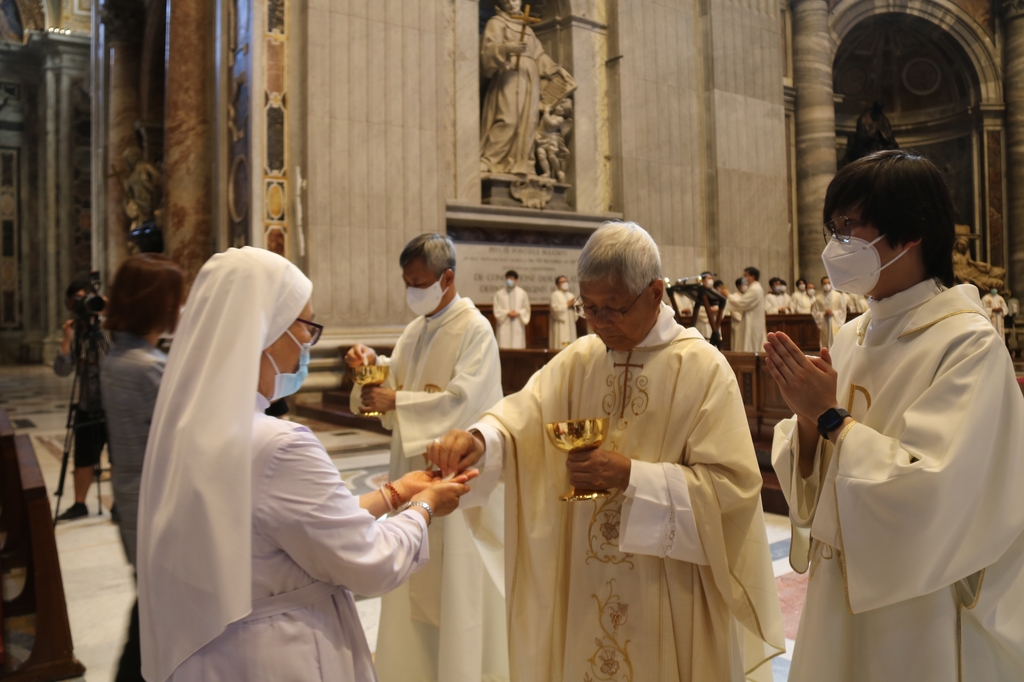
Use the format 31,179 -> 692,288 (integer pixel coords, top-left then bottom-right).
305,0 -> 444,327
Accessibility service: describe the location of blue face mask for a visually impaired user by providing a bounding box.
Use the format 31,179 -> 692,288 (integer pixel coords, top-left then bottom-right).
264,329 -> 310,401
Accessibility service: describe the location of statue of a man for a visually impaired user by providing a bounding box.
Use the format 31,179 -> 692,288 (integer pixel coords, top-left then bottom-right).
480,0 -> 566,176
122,145 -> 163,230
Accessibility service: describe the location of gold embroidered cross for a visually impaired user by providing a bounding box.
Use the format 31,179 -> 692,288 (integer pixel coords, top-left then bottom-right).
613,351 -> 644,419
509,4 -> 541,72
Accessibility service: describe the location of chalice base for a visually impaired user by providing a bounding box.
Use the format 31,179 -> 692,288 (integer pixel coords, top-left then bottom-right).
560,486 -> 611,502
358,408 -> 383,417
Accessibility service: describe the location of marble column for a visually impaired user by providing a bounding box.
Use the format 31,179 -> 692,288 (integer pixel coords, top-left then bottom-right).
1004,0 -> 1024,294
791,0 -> 836,283
164,0 -> 214,284
101,1 -> 143,280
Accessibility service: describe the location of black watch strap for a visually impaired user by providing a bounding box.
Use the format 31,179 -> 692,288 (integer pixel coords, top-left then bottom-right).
817,408 -> 851,439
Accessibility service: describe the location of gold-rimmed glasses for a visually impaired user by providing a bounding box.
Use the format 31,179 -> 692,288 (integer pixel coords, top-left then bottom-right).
573,282 -> 653,324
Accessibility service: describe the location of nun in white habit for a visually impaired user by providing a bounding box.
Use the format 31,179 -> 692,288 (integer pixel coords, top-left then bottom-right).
136,247 -> 475,682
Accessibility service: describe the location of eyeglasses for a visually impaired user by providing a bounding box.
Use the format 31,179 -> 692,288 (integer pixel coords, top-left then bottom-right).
823,216 -> 869,244
295,317 -> 323,346
573,283 -> 652,323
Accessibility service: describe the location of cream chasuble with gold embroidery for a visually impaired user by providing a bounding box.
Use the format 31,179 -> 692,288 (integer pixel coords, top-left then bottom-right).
773,281 -> 1024,682
467,304 -> 783,682
355,296 -> 509,682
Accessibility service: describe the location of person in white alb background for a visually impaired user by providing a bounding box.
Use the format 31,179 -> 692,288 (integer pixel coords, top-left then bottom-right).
765,277 -> 791,315
767,149 -> 1024,682
791,278 -> 814,313
549,274 -> 578,349
981,287 -> 1007,341
494,270 -> 531,349
811,276 -> 847,349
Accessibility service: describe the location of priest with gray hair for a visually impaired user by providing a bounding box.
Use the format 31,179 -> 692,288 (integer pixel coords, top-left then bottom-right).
428,221 -> 784,681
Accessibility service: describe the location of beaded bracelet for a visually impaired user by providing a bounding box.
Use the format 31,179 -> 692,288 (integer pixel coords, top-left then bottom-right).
384,482 -> 405,510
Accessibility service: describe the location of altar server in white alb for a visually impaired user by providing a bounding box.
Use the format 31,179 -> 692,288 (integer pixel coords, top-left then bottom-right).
549,274 -> 579,349
791,279 -> 814,313
136,247 -> 474,682
728,267 -> 768,352
765,277 -> 791,315
811,276 -> 847,349
346,233 -> 508,682
493,270 -> 531,348
429,222 -> 784,682
982,287 -> 1007,340
767,150 -> 1024,682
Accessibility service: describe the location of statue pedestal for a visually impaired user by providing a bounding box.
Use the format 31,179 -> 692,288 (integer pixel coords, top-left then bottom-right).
482,173 -> 571,211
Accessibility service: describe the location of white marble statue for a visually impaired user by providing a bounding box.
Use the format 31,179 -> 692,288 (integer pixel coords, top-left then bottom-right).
480,0 -> 568,176
535,98 -> 572,182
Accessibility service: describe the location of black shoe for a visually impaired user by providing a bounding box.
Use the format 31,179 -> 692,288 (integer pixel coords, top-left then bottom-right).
56,502 -> 88,521
110,502 -> 120,524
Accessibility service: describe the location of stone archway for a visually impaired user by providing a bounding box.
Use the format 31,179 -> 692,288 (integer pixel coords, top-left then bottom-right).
829,0 -> 1001,106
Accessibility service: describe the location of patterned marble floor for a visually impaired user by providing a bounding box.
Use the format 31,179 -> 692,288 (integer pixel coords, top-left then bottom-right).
0,365 -> 807,681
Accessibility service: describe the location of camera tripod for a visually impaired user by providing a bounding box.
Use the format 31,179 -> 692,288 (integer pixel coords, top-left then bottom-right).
53,316 -> 107,527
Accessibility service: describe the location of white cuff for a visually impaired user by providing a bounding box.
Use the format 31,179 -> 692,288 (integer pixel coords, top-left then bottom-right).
620,461 -> 708,565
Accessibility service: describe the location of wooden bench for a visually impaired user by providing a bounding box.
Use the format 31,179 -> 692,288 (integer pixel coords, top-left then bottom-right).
0,427 -> 84,680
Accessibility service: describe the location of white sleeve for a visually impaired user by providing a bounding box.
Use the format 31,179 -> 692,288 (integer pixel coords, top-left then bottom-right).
254,428 -> 428,598
457,421 -> 505,509
619,460 -> 709,565
519,291 -> 531,325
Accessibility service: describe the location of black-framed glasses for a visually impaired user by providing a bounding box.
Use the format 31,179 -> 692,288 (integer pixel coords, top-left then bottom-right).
296,317 -> 323,346
573,283 -> 652,323
823,216 -> 869,244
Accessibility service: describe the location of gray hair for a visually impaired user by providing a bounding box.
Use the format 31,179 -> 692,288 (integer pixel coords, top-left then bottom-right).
577,221 -> 662,296
399,233 -> 457,277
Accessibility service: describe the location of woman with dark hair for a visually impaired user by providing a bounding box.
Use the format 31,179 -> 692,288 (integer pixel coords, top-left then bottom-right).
100,253 -> 186,681
765,149 -> 1024,681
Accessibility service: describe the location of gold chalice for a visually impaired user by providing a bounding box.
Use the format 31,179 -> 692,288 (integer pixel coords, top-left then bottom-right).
350,365 -> 390,417
545,417 -> 610,502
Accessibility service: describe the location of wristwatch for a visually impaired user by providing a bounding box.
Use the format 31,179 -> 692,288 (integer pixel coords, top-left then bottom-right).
817,408 -> 851,439
407,500 -> 434,526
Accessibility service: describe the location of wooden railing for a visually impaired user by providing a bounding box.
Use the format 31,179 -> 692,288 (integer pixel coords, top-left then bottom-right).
0,410 -> 84,680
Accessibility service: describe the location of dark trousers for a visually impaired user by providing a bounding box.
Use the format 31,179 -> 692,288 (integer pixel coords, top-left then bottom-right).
115,599 -> 144,682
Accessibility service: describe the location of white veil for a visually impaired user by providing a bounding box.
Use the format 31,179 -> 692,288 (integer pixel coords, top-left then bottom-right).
136,247 -> 313,682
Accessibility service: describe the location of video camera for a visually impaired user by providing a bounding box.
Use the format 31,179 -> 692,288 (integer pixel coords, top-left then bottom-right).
71,271 -> 105,322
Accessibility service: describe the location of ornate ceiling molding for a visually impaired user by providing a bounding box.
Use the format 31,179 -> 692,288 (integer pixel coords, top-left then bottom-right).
1004,0 -> 1024,21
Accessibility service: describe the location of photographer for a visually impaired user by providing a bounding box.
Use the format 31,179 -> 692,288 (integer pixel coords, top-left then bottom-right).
54,276 -> 110,521
100,253 -> 184,682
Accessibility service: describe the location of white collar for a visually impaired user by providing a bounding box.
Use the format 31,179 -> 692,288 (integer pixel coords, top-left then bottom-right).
867,278 -> 942,322
636,303 -> 683,347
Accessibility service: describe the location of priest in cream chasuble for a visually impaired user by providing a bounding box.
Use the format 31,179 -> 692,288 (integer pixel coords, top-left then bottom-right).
767,150 -> 1024,682
347,234 -> 507,682
431,222 -> 783,682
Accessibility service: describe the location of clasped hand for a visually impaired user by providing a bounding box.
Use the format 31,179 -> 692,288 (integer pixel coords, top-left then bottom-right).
763,331 -> 839,425
360,386 -> 396,413
395,469 -> 480,518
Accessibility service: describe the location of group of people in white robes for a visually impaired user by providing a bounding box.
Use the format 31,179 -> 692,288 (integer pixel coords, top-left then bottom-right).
131,150 -> 1024,682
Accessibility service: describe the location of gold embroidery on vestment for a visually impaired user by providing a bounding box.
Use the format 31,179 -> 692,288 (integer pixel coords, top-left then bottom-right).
846,385 -> 871,413
585,580 -> 633,682
585,494 -> 635,569
602,351 -> 648,430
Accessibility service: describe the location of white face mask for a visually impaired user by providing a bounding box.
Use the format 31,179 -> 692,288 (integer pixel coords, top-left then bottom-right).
798,283 -> 806,292
807,288 -> 816,297
822,284 -> 832,293
406,280 -> 448,317
559,281 -> 570,291
821,235 -> 909,296
773,286 -> 784,294
703,279 -> 714,289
